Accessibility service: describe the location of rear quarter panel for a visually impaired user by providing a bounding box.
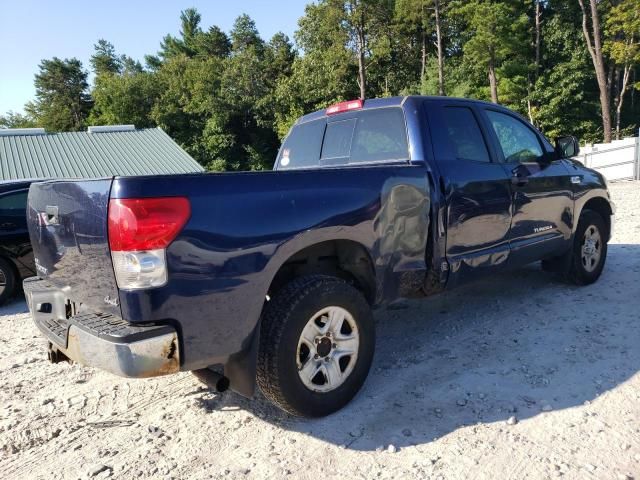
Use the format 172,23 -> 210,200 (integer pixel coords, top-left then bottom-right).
113,166 -> 431,370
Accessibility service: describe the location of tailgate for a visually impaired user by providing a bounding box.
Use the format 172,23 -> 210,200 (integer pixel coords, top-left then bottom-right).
27,178 -> 120,316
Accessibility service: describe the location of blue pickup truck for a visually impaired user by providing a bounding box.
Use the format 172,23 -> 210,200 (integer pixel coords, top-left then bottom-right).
24,96 -> 614,417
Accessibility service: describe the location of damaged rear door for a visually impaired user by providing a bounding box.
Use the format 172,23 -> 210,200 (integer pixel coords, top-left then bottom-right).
425,99 -> 513,283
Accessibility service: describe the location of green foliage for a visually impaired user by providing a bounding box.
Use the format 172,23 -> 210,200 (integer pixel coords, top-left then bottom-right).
91,39 -> 122,76
605,0 -> 640,66
532,4 -> 601,142
0,111 -> 37,129
89,71 -> 160,127
25,57 -> 92,132
5,3 -> 640,166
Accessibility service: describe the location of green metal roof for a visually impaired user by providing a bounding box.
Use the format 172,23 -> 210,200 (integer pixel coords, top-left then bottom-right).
0,127 -> 204,180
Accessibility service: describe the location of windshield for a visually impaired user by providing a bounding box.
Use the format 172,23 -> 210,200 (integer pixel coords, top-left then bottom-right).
276,107 -> 409,170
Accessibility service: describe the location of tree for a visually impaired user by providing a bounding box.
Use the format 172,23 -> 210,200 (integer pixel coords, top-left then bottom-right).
533,0 -> 542,81
532,6 -> 600,143
289,0 -> 358,108
230,14 -> 264,54
577,0 -> 612,142
150,55 -> 224,165
196,26 -> 231,58
395,0 -> 433,93
343,0 -> 393,99
25,57 -> 92,131
0,111 -> 37,129
7,0 -> 639,161
434,0 -> 445,95
212,15 -> 276,171
90,39 -> 122,76
453,0 -> 522,104
89,71 -> 160,127
605,0 -> 640,139
395,0 -> 448,95
159,8 -> 203,59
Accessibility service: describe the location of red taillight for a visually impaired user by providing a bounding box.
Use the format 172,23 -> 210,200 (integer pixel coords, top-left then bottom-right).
108,197 -> 191,251
326,99 -> 363,115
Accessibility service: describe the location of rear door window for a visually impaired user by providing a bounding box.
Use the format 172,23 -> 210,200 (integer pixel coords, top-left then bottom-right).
442,107 -> 491,163
277,107 -> 408,169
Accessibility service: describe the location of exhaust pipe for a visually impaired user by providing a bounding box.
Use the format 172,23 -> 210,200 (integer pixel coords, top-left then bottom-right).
192,368 -> 230,392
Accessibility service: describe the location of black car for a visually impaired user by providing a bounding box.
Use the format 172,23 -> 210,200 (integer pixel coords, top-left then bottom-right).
0,179 -> 41,305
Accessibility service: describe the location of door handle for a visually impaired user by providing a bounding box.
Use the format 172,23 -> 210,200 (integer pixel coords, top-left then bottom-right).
0,222 -> 16,229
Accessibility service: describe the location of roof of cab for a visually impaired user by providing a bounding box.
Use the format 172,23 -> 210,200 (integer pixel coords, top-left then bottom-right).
295,95 -> 501,125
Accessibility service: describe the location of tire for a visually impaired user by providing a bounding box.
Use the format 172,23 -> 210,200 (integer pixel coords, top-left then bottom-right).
561,209 -> 608,285
257,275 -> 375,417
0,257 -> 17,306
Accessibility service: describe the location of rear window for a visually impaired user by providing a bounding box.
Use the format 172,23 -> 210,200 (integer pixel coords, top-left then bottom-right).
277,107 -> 409,169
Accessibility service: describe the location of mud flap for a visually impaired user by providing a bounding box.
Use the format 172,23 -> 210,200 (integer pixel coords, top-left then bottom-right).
223,323 -> 261,397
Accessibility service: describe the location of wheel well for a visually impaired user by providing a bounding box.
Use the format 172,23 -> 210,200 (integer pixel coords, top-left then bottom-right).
581,197 -> 612,240
268,240 -> 376,304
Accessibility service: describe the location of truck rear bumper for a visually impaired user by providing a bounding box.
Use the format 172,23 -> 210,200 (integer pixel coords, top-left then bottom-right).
23,277 -> 180,378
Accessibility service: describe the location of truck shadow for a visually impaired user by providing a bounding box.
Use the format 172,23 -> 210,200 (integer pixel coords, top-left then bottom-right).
0,297 -> 29,315
198,243 -> 640,451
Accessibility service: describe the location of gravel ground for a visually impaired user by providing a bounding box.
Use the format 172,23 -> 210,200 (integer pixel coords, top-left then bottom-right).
1,182 -> 639,480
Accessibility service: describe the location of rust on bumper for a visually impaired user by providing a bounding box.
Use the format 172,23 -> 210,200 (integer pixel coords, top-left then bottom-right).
60,326 -> 180,378
25,277 -> 181,379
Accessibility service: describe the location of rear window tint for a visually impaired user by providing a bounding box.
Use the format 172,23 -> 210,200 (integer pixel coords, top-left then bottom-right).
277,119 -> 325,169
277,107 -> 408,169
351,108 -> 408,163
442,107 -> 491,163
321,119 -> 356,160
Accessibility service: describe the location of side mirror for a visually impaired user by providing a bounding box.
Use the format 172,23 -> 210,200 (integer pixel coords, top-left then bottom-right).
555,135 -> 579,158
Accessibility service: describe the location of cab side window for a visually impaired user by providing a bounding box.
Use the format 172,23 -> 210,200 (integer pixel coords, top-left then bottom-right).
442,107 -> 491,163
486,110 -> 543,163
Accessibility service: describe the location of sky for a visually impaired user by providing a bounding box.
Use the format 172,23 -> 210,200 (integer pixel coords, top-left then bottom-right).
0,0 -> 309,114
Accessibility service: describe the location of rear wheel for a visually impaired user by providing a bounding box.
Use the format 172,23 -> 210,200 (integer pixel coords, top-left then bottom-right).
0,257 -> 17,306
257,275 -> 375,417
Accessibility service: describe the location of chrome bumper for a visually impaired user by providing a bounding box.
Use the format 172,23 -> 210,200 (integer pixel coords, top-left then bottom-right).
24,277 -> 180,378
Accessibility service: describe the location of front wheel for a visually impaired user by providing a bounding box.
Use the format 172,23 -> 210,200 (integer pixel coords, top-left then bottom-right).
257,275 -> 375,417
563,210 -> 608,285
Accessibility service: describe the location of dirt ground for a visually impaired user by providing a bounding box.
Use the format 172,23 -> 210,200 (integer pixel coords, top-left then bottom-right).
1,182 -> 639,480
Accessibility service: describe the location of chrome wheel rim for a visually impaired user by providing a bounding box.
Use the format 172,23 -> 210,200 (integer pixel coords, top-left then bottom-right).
296,306 -> 359,393
0,268 -> 5,297
581,224 -> 602,273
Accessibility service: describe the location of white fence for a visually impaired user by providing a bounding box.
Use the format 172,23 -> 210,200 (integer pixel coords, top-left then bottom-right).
576,132 -> 640,181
